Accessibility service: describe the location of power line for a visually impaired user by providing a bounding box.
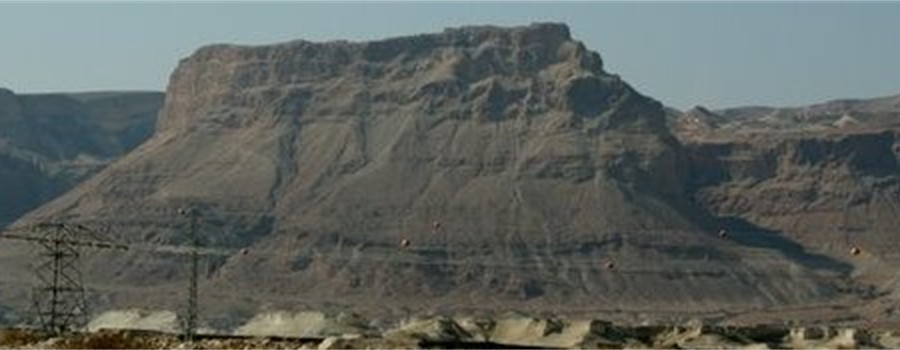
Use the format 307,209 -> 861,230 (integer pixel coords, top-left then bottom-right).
0,217 -> 236,337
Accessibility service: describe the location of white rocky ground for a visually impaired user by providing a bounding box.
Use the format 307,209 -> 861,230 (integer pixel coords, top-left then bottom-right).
4,309 -> 899,349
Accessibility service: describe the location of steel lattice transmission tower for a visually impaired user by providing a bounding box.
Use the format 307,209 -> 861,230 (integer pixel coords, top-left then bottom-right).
178,207 -> 202,342
0,223 -> 126,335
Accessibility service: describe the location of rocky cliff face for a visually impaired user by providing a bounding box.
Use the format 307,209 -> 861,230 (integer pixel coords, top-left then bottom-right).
672,95 -> 900,322
5,24 -> 858,323
674,97 -> 900,257
688,131 -> 900,264
0,89 -> 164,225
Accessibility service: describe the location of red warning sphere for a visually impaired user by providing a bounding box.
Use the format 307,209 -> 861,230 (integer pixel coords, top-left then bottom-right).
850,246 -> 861,256
400,239 -> 411,248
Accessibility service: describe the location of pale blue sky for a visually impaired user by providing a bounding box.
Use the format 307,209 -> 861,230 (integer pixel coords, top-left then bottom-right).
1,2 -> 899,109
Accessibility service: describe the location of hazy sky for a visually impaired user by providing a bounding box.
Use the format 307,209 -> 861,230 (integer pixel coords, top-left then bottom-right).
1,2 -> 899,109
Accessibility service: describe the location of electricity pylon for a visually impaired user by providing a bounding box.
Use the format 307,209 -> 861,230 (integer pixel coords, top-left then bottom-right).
178,207 -> 201,342
0,223 -> 127,335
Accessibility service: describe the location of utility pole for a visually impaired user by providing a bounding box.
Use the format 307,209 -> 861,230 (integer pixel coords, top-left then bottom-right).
0,223 -> 127,335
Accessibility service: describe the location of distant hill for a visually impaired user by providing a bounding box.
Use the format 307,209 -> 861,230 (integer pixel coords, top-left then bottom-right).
669,94 -> 900,138
0,88 -> 164,225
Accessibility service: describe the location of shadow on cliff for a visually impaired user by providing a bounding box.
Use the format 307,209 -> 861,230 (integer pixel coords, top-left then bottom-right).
716,216 -> 853,274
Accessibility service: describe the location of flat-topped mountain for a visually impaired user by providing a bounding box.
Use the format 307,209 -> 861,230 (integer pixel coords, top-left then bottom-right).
1,23 -> 874,326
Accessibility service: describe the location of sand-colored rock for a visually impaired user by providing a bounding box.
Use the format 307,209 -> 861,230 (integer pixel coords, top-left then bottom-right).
383,317 -> 472,343
234,311 -> 368,338
487,316 -> 620,348
784,326 -> 881,349
6,321 -> 900,349
452,316 -> 496,342
653,326 -> 767,349
873,330 -> 900,348
86,309 -> 179,333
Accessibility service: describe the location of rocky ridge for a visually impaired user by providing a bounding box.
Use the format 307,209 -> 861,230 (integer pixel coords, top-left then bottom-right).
0,89 -> 164,225
672,94 -> 900,137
